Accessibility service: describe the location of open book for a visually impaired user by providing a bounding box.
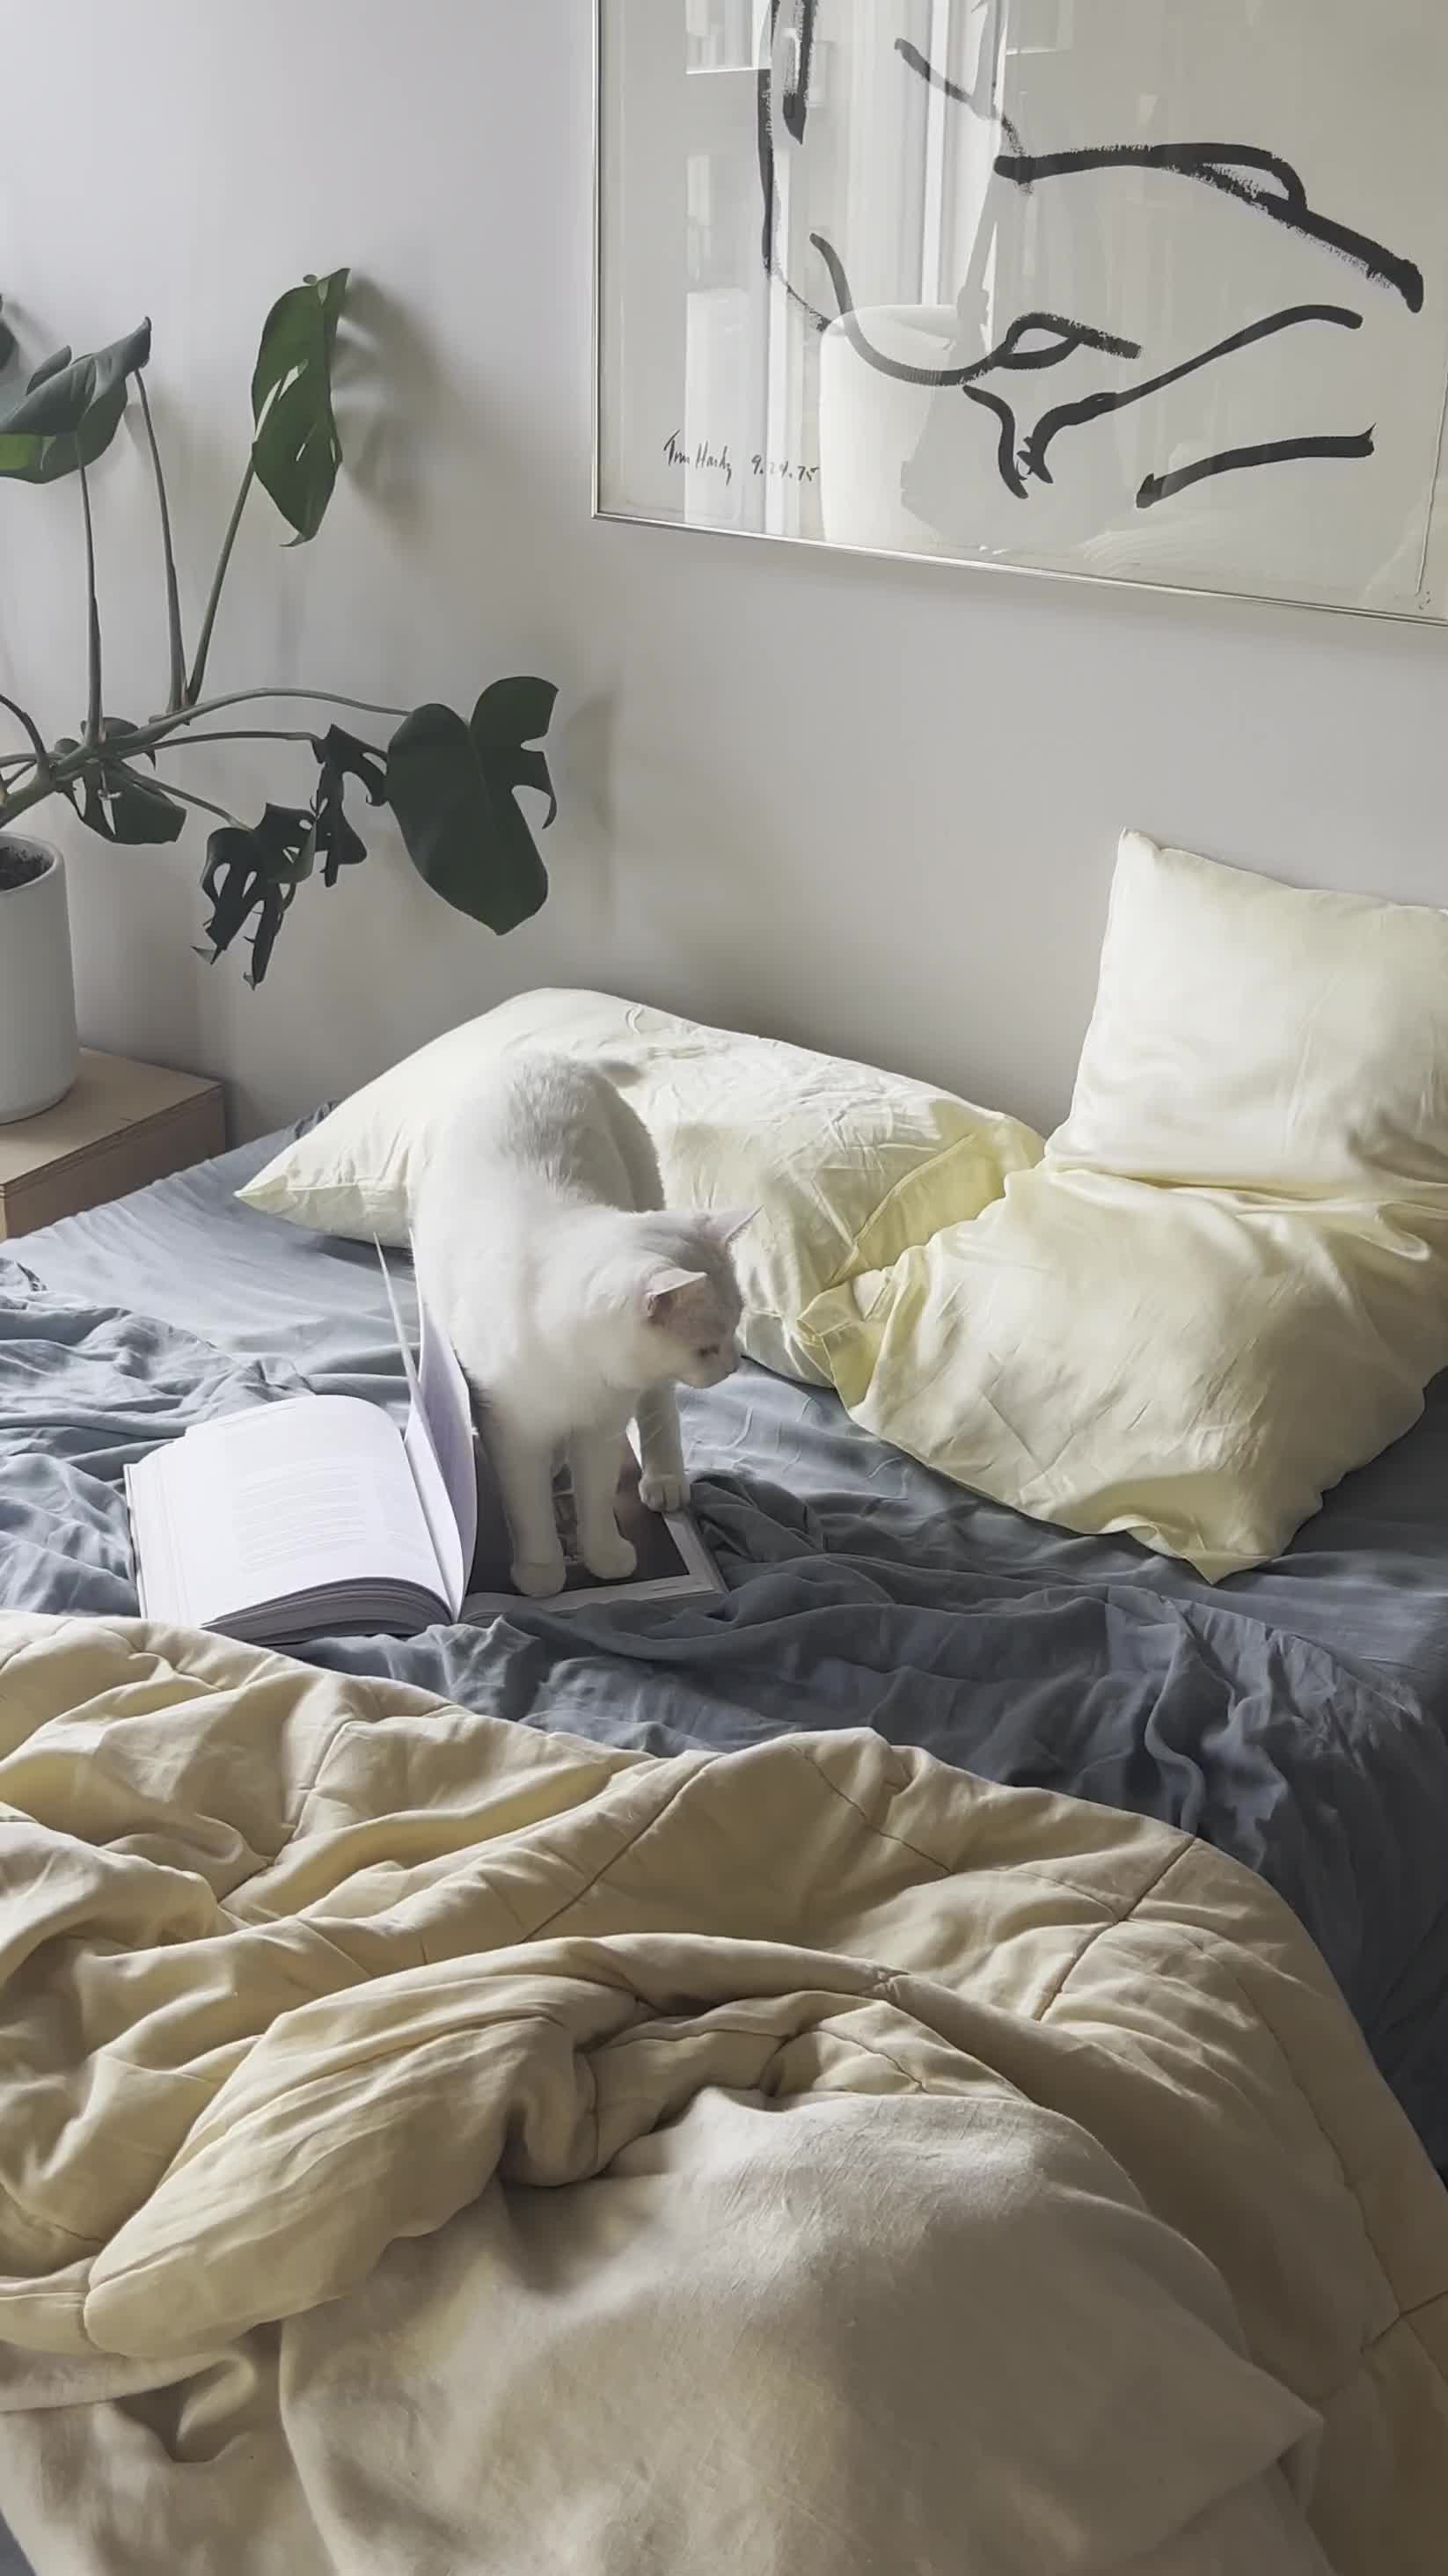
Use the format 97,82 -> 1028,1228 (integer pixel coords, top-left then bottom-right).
126,1248 -> 725,1646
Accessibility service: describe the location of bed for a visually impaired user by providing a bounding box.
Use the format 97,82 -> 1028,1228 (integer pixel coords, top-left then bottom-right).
3,1131 -> 1448,2572
4,1129 -> 1448,2167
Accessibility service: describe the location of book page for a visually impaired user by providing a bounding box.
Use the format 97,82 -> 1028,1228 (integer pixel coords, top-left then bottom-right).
464,1434 -> 725,1614
552,1443 -> 691,1587
374,1242 -> 478,1618
128,1397 -> 444,1628
414,1282 -> 478,1606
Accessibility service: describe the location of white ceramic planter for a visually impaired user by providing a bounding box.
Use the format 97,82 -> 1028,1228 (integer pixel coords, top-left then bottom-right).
0,837 -> 79,1125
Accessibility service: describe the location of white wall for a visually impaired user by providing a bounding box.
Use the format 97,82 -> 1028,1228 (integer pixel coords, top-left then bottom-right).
2,0 -> 1445,1142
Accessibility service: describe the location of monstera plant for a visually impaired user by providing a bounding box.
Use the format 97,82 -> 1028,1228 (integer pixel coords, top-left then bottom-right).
0,272 -> 557,982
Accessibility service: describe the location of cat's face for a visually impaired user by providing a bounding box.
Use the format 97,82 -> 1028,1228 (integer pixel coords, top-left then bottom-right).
645,1270 -> 742,1389
634,1209 -> 750,1390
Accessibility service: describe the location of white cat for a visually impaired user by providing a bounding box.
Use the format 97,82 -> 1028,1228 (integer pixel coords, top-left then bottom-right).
412,1054 -> 750,1599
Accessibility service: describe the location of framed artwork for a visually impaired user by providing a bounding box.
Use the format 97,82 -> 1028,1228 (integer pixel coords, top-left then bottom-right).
594,2 -> 1448,621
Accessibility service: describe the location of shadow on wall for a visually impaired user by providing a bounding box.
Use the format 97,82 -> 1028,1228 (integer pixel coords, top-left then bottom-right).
330,275 -> 624,932
337,277 -> 472,539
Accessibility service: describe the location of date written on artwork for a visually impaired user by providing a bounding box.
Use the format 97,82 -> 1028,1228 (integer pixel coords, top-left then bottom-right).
663,431 -> 819,487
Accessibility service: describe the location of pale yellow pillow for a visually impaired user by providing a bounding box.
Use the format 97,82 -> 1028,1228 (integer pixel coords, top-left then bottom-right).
800,1165 -> 1448,1578
798,834 -> 1448,1576
239,990 -> 1043,1381
1053,831 -> 1448,1195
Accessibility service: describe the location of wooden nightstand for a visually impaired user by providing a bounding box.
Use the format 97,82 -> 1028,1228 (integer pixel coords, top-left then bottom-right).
0,1050 -> 225,1240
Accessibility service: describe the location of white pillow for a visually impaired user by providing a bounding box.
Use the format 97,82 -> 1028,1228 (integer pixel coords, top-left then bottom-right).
1051,830 -> 1448,1196
239,989 -> 1043,1382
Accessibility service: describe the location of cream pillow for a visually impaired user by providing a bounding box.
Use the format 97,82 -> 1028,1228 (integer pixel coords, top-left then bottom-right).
239,989 -> 1043,1381
797,834 -> 1448,1576
798,1164 -> 1448,1577
1052,830 -> 1448,1195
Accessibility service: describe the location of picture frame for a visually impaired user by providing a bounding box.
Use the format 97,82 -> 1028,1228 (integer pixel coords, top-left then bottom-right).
594,2 -> 1448,624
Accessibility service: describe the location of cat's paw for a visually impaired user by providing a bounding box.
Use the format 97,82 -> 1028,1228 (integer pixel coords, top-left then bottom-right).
581,1530 -> 638,1583
511,1550 -> 567,1599
639,1470 -> 689,1515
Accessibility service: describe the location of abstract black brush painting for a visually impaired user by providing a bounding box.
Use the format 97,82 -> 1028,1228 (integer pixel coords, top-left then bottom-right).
597,2 -> 1448,618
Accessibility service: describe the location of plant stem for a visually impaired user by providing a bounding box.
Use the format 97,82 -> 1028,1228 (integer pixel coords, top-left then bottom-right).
0,759 -> 38,815
33,684 -> 401,772
0,692 -> 51,775
150,779 -> 242,827
183,684 -> 408,725
78,457 -> 102,748
1,687 -> 404,837
135,372 -> 186,714
185,457 -> 254,706
156,726 -> 381,750
0,771 -> 54,829
113,691 -> 404,769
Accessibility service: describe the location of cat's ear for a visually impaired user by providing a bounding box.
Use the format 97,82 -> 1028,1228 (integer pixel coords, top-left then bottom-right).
646,1266 -> 707,1321
702,1205 -> 758,1249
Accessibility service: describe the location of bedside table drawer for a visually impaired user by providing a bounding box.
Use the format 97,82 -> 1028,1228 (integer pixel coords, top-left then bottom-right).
0,1054 -> 226,1240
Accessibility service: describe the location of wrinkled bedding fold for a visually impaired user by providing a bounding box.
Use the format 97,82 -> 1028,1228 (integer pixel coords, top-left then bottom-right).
0,1616 -> 1444,2573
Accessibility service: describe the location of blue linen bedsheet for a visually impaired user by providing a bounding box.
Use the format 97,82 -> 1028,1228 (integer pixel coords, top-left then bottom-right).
3,1131 -> 1445,2184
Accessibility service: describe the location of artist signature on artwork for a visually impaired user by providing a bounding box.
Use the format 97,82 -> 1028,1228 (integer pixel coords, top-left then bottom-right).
663,430 -> 819,486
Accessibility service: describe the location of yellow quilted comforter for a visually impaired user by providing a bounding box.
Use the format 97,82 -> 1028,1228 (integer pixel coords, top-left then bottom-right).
0,1614 -> 1444,2573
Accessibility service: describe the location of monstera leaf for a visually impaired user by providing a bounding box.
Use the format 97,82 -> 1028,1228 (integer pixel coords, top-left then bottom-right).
0,321 -> 150,484
74,718 -> 187,847
251,268 -> 347,542
26,346 -> 74,392
311,723 -> 385,884
385,679 -> 558,935
201,804 -> 319,984
0,267 -> 563,991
